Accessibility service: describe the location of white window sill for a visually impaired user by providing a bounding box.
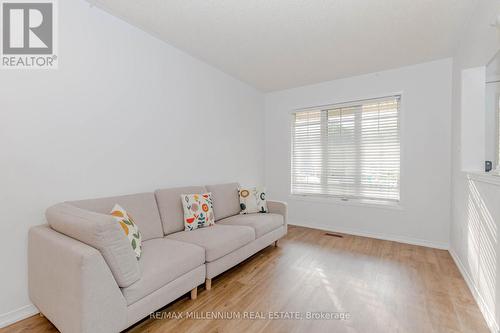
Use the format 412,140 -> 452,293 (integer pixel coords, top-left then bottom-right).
289,194 -> 403,210
465,170 -> 500,186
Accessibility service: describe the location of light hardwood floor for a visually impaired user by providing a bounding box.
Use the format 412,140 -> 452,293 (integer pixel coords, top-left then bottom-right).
2,225 -> 490,333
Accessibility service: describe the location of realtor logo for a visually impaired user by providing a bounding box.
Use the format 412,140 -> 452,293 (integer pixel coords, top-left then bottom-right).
1,0 -> 57,69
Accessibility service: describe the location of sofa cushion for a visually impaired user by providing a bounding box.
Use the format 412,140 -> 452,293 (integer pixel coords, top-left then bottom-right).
166,225 -> 255,262
69,192 -> 163,241
122,238 -> 205,305
155,186 -> 207,235
206,183 -> 240,220
218,213 -> 284,238
46,203 -> 141,288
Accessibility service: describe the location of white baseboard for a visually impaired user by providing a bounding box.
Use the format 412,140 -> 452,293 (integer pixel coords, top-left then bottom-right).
449,249 -> 499,333
0,304 -> 39,329
288,220 -> 449,250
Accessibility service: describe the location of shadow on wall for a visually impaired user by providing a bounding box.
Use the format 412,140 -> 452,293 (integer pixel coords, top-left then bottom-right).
465,178 -> 498,329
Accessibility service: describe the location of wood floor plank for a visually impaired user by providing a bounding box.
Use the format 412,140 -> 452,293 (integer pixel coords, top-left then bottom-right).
1,225 -> 490,333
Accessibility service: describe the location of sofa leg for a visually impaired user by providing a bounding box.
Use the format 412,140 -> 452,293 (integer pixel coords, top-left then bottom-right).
274,240 -> 279,247
190,287 -> 197,300
206,278 -> 212,291
39,312 -> 44,318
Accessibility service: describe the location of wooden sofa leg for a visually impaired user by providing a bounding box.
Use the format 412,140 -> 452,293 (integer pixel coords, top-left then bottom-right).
206,278 -> 212,291
274,240 -> 279,247
190,287 -> 197,300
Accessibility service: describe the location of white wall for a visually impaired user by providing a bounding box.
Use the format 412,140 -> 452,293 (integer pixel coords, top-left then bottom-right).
0,0 -> 264,326
265,58 -> 453,248
485,81 -> 499,165
450,1 -> 500,332
461,66 -> 486,171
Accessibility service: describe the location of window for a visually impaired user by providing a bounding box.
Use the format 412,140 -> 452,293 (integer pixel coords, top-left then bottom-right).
291,96 -> 401,202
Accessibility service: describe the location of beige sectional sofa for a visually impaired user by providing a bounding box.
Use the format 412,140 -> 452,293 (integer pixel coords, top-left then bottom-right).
28,183 -> 287,333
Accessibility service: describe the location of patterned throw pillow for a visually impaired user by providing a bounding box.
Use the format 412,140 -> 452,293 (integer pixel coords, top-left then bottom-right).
239,187 -> 268,214
181,193 -> 215,231
110,204 -> 142,260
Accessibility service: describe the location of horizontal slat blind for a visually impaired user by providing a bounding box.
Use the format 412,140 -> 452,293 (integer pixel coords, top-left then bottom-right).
292,96 -> 400,201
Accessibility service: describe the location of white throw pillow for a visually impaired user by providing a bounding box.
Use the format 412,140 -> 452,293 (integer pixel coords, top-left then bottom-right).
239,186 -> 268,214
110,204 -> 142,260
181,193 -> 215,231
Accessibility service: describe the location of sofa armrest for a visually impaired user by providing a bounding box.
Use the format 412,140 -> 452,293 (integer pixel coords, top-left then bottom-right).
29,225 -> 127,333
267,200 -> 288,227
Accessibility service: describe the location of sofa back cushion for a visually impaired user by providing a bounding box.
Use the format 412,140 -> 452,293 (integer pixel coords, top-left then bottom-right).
69,192 -> 163,241
155,186 -> 207,235
205,183 -> 240,221
46,202 -> 141,288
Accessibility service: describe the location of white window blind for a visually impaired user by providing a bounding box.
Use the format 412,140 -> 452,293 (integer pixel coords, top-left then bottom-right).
291,96 -> 400,202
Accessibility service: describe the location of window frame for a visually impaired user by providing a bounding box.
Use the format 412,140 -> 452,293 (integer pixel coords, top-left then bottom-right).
289,94 -> 403,206
496,92 -> 500,169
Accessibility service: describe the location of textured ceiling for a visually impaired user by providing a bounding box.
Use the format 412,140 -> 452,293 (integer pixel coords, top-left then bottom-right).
91,0 -> 478,91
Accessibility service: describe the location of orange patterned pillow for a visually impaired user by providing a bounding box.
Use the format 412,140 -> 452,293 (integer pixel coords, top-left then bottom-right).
110,204 -> 142,259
